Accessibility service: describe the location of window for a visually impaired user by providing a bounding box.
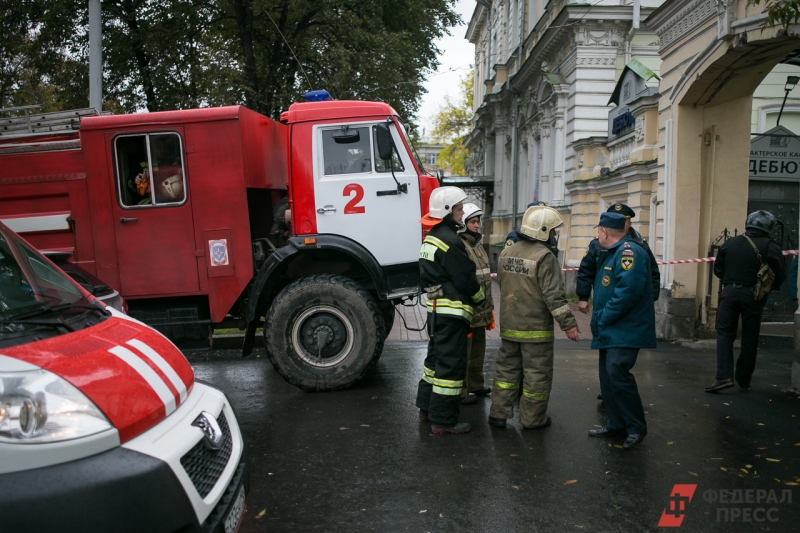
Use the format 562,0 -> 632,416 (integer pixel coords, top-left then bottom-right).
372,126 -> 405,173
322,127 -> 372,175
427,153 -> 438,166
115,132 -> 186,207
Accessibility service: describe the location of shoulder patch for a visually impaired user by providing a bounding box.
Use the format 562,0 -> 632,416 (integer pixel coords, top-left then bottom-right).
622,242 -> 632,249
601,274 -> 611,286
603,266 -> 612,271
621,255 -> 634,271
621,250 -> 635,256
505,239 -> 515,248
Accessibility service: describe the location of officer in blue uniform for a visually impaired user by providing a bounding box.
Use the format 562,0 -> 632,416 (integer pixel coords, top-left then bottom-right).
576,203 -> 659,315
587,212 -> 656,449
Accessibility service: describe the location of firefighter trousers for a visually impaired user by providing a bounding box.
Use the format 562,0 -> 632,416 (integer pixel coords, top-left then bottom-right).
489,339 -> 553,428
461,326 -> 487,397
416,313 -> 469,426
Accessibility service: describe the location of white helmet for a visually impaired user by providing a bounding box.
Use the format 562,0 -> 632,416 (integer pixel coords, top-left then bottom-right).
462,203 -> 483,222
519,206 -> 563,242
428,186 -> 468,219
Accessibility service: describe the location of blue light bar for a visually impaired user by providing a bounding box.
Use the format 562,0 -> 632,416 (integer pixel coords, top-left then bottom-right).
303,90 -> 332,102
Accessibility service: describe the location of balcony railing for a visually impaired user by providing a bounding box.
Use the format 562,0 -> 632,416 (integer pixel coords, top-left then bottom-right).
607,131 -> 635,170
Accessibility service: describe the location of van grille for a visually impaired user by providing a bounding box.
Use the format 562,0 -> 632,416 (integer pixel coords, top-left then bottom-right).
180,412 -> 233,498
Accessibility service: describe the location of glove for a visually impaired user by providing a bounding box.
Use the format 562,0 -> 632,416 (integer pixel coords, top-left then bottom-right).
486,312 -> 495,331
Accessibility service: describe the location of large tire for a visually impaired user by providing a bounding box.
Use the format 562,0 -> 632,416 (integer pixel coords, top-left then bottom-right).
264,274 -> 385,391
377,301 -> 396,342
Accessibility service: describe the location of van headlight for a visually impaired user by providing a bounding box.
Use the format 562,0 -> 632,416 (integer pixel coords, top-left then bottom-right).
0,370 -> 112,443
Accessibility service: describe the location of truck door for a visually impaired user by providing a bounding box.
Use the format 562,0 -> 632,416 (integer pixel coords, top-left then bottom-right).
110,131 -> 199,296
313,122 -> 421,266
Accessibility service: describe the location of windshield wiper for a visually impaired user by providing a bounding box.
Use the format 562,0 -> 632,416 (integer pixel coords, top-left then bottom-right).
0,316 -> 76,333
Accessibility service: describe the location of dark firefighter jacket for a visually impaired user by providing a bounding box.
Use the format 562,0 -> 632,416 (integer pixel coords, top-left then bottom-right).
590,236 -> 656,350
460,231 -> 494,327
420,219 -> 485,322
577,227 -> 660,302
714,229 -> 786,291
497,238 -> 577,342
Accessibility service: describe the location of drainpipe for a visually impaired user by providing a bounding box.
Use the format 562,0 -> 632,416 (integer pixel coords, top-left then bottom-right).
625,0 -> 640,64
700,125 -> 718,325
510,0 -> 526,228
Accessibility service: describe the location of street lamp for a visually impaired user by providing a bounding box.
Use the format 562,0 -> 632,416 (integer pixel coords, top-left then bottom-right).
776,75 -> 800,127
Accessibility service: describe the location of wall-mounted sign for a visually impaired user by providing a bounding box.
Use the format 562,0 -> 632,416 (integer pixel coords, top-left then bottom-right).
749,125 -> 800,182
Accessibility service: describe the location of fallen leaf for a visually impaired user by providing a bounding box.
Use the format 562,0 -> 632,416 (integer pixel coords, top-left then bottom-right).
360,424 -> 369,427
256,510 -> 266,519
703,404 -> 709,407
757,423 -> 765,426
766,458 -> 781,462
594,425 -> 602,428
795,443 -> 800,448
614,444 -> 623,449
667,441 -> 675,445
371,396 -> 377,399
785,482 -> 799,486
512,485 -> 520,490
510,454 -> 518,457
720,467 -> 728,472
757,447 -> 767,450
723,403 -> 730,406
439,513 -> 443,518
746,464 -> 753,468
649,403 -> 654,406
564,480 -> 578,485
775,478 -> 781,483
419,510 -> 427,514
741,469 -> 749,474
688,472 -> 698,477
725,416 -> 730,419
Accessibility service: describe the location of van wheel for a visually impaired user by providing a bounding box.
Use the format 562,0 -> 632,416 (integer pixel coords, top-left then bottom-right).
264,274 -> 384,391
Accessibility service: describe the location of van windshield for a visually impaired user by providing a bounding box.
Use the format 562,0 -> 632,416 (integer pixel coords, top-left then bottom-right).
0,229 -> 87,321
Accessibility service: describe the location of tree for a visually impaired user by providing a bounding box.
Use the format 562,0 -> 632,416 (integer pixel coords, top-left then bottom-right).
748,0 -> 800,29
430,71 -> 473,176
2,0 -> 460,123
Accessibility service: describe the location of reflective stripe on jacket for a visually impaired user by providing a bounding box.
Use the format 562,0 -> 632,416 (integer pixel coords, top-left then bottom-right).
497,238 -> 577,343
460,231 -> 494,327
419,219 -> 484,323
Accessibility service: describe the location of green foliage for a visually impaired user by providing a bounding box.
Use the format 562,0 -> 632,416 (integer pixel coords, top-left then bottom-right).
747,0 -> 800,29
1,0 -> 459,121
430,71 -> 473,176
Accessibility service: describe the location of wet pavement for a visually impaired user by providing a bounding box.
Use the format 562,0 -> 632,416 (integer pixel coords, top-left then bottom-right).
186,340 -> 800,532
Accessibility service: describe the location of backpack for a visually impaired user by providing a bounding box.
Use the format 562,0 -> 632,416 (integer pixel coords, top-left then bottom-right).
743,235 -> 775,301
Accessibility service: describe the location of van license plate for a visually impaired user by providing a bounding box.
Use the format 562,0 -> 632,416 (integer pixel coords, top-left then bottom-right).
224,485 -> 246,533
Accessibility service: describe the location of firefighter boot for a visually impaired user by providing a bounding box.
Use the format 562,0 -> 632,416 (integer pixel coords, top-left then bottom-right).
431,422 -> 472,435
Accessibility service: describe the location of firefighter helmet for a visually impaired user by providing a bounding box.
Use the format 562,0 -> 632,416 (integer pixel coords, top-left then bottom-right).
519,206 -> 563,242
745,210 -> 776,234
462,203 -> 483,222
158,174 -> 184,201
427,186 -> 468,219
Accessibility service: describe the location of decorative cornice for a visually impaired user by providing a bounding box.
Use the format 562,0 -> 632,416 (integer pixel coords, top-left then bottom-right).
647,0 -> 716,52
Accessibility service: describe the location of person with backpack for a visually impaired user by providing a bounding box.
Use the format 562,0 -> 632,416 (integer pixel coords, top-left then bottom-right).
705,210 -> 786,393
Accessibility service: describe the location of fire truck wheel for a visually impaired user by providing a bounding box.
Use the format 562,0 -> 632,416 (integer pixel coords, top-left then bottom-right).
264,274 -> 385,391
377,301 -> 395,342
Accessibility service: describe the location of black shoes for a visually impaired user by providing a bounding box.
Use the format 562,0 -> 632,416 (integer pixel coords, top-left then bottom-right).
735,379 -> 751,391
473,388 -> 492,396
488,416 -> 507,428
460,394 -> 478,405
418,410 -> 429,423
596,394 -> 603,400
588,427 -> 624,437
523,416 -> 551,430
704,379 -> 735,393
623,433 -> 646,449
431,422 -> 471,435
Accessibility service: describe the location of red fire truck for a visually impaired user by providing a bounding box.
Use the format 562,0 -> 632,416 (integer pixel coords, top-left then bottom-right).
0,95 -> 438,391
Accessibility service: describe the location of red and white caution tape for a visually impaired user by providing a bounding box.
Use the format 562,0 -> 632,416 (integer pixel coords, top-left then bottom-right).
489,250 -> 799,276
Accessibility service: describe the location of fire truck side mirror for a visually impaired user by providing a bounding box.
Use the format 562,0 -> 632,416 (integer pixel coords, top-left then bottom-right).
375,122 -> 394,161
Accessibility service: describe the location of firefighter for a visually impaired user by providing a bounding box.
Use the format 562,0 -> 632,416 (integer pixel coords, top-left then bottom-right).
705,210 -> 786,393
488,206 -> 580,430
417,186 -> 485,435
576,203 -> 659,315
457,203 -> 494,405
587,212 -> 655,449
504,201 -> 559,257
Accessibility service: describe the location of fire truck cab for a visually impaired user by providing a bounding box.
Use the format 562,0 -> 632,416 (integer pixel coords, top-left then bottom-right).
0,98 -> 437,391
